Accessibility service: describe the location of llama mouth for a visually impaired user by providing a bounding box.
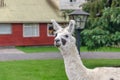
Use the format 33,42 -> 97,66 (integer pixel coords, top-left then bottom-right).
55,44 -> 61,47
56,44 -> 61,47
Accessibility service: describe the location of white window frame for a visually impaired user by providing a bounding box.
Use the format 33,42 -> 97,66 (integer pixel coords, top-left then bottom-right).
23,23 -> 40,37
0,24 -> 12,34
47,24 -> 55,37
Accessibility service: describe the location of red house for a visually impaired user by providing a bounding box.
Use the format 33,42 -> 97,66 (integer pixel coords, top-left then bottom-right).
0,0 -> 66,46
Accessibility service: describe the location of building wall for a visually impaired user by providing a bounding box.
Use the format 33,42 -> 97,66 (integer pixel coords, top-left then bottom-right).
60,0 -> 86,10
0,23 -> 54,46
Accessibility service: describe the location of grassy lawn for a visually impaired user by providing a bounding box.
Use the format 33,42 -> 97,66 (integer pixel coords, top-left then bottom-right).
0,60 -> 66,80
0,59 -> 120,80
88,47 -> 120,52
16,46 -> 59,53
16,46 -> 120,53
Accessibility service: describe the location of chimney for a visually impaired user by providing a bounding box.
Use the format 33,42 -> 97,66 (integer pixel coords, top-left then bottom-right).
48,0 -> 59,10
0,0 -> 5,7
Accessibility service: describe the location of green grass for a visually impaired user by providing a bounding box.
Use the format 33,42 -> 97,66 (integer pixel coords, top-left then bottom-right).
0,59 -> 120,80
16,46 -> 120,53
83,59 -> 120,68
0,60 -> 67,80
88,47 -> 120,52
80,46 -> 120,52
16,46 -> 59,53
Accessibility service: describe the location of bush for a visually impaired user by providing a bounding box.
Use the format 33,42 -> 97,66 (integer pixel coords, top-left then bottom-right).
81,7 -> 120,49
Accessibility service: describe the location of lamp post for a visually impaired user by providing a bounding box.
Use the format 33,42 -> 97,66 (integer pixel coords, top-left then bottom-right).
69,10 -> 89,55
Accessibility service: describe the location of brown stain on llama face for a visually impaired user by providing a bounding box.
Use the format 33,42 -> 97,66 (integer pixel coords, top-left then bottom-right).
110,78 -> 114,80
61,38 -> 67,46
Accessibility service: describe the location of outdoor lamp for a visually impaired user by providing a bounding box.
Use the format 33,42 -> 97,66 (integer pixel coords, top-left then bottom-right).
69,10 -> 89,29
69,10 -> 89,55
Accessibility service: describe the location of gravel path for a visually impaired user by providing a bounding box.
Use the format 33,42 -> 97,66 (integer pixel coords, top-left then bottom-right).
0,47 -> 25,54
0,52 -> 62,61
0,52 -> 119,61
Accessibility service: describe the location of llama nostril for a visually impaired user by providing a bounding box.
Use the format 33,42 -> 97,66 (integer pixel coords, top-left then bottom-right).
55,39 -> 60,43
54,39 -> 61,47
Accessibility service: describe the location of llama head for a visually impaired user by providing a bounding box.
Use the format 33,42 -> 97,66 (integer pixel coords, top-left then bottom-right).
51,19 -> 76,49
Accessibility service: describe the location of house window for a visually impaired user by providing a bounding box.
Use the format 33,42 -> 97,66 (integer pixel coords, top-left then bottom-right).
47,24 -> 55,36
0,24 -> 12,34
23,24 -> 39,37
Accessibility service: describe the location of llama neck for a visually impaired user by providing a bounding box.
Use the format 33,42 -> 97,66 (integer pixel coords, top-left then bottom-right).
60,45 -> 88,80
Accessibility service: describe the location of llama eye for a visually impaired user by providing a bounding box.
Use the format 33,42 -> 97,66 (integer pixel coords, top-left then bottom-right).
55,33 -> 57,37
64,35 -> 69,38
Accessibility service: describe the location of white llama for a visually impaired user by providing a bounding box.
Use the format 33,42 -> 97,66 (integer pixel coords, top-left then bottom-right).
51,20 -> 120,80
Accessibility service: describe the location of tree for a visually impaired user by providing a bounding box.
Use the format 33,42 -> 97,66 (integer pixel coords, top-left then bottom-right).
81,0 -> 120,49
83,0 -> 120,17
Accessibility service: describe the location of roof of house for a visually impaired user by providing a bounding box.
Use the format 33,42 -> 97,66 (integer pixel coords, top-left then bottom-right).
0,0 -> 66,23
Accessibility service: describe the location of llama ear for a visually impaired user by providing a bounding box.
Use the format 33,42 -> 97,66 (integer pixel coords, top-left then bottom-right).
51,19 -> 62,31
67,20 -> 75,34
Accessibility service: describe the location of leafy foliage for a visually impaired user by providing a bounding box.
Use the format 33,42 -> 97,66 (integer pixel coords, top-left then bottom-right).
81,0 -> 120,49
83,0 -> 105,17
